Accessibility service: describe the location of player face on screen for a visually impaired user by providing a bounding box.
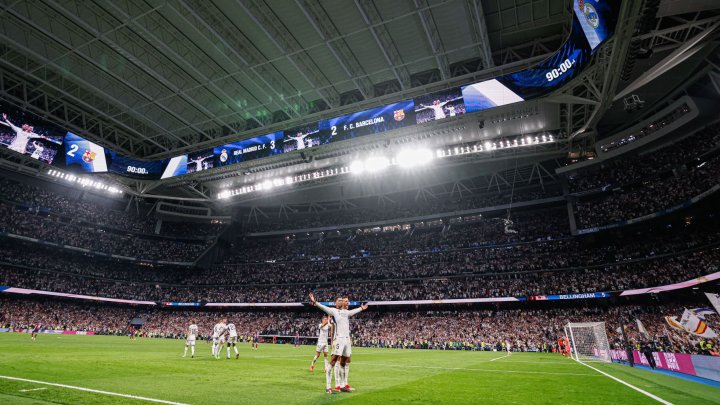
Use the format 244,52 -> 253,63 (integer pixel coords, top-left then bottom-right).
321,316 -> 328,326
342,296 -> 349,309
335,297 -> 343,308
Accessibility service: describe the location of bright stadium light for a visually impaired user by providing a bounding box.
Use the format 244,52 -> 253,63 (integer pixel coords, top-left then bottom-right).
349,160 -> 365,174
396,148 -> 433,168
260,180 -> 273,190
365,156 -> 390,173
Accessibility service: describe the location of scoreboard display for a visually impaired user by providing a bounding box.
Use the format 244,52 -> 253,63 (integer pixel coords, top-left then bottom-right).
0,0 -> 620,180
214,132 -> 283,167
319,100 -> 415,141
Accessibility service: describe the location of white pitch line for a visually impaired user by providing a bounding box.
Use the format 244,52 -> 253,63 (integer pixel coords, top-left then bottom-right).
339,361 -> 601,377
489,354 -> 511,362
0,376 -> 189,405
574,361 -> 673,405
18,387 -> 47,392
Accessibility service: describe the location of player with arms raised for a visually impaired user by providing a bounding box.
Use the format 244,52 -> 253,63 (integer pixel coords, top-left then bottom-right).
226,322 -> 239,359
310,316 -> 332,373
212,319 -> 227,359
309,292 -> 368,394
183,321 -> 198,358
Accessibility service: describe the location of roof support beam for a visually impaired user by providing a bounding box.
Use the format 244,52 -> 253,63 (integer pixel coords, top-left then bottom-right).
295,0 -> 375,99
239,0 -> 341,109
414,0 -> 450,79
464,0 -> 494,68
354,0 -> 412,90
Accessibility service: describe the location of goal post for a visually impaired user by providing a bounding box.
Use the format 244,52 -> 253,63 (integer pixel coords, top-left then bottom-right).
565,322 -> 612,363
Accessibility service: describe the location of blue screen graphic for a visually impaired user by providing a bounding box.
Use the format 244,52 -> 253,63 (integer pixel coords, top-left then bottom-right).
319,100 -> 416,141
214,132 -> 283,167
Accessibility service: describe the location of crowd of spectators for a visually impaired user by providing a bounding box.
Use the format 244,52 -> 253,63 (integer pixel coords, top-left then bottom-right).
570,124 -> 720,228
568,123 -> 720,193
597,103 -> 693,153
1,226 -> 716,302
2,297 -> 716,355
240,187 -> 561,233
231,207 -> 570,262
0,176 -> 226,240
0,203 -> 211,261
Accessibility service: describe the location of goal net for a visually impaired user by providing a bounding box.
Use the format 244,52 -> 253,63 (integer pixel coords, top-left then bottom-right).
564,322 -> 611,362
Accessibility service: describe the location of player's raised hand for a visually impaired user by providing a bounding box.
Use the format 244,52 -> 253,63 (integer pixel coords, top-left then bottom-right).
309,292 -> 316,305
2,113 -> 6,120
361,303 -> 369,310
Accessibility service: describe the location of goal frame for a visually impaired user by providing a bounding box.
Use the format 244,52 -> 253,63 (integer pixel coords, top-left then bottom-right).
564,321 -> 612,363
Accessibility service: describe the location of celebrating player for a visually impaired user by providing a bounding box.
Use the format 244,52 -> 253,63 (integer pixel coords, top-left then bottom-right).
310,316 -> 332,372
1,113 -> 47,154
183,321 -> 198,358
212,319 -> 227,359
188,154 -> 211,173
416,97 -> 462,121
284,129 -> 319,151
226,322 -> 239,359
252,331 -> 259,350
309,292 -> 368,394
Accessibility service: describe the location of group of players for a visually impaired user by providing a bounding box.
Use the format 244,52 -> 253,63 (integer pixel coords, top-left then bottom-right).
181,294 -> 369,394
182,319 -> 259,360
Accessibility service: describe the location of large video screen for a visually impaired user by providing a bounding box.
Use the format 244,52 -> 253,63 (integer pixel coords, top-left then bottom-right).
0,105 -> 64,164
319,100 -> 415,141
574,0 -> 618,51
28,0 -> 619,181
63,132 -> 109,172
214,132 -> 283,167
461,79 -> 525,114
414,89 -> 464,124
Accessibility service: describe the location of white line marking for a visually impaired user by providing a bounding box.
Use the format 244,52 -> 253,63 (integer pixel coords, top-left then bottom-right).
574,361 -> 673,405
340,361 -> 600,376
489,354 -> 511,362
0,376 -> 189,405
18,387 -> 47,392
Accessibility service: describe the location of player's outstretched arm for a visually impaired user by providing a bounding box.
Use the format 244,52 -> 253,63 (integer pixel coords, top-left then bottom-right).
1,114 -> 20,132
348,303 -> 368,316
309,293 -> 334,315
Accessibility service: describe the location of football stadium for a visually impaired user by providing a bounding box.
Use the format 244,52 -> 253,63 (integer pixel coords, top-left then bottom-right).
1,0 -> 720,404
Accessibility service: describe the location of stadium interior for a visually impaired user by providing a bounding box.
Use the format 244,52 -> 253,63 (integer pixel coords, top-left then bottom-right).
1,0 -> 720,404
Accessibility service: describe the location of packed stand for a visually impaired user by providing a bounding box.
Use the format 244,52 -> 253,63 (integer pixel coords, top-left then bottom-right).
2,297 -> 717,355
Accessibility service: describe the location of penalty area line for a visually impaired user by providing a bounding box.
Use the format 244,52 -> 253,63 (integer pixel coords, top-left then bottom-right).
488,354 -> 512,362
0,375 -> 189,405
573,361 -> 673,405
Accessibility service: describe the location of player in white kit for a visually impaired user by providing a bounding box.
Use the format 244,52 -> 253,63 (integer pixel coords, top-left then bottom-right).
310,316 -> 332,373
212,319 -> 227,359
29,141 -> 44,160
226,322 -> 239,359
1,113 -> 46,154
284,129 -> 318,150
417,97 -> 462,121
309,293 -> 368,394
189,154 -> 211,173
183,321 -> 198,358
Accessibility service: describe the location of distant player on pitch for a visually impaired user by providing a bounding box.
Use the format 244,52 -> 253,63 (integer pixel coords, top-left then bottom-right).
183,321 -> 198,358
309,292 -> 368,394
310,316 -> 332,372
226,322 -> 239,359
212,319 -> 227,359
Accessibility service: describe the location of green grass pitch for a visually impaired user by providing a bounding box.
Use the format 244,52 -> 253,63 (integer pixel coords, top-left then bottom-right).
0,334 -> 717,404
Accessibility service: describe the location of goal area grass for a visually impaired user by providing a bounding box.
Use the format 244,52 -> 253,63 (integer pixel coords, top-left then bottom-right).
0,334 -> 717,404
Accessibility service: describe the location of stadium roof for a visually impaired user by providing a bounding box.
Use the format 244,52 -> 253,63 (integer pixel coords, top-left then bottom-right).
0,0 -> 570,159
0,0 -> 719,204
